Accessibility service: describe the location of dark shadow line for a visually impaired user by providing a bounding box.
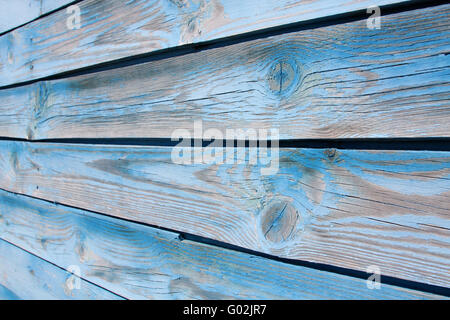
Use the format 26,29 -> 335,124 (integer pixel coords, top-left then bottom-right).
0,136 -> 449,151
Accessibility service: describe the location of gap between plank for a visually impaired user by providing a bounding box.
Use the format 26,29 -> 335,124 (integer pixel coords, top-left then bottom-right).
0,137 -> 449,151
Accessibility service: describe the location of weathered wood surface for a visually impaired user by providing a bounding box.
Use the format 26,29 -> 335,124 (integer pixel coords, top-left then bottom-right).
0,141 -> 449,288
0,0 -> 414,87
0,0 -> 73,34
0,189 -> 444,299
0,239 -> 123,300
0,4 -> 449,140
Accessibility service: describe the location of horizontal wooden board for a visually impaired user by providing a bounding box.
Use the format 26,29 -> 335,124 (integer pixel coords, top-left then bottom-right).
0,0 -> 73,34
0,238 -> 122,300
0,4 -> 449,140
0,189 -> 444,299
0,141 -> 449,288
0,0 -> 413,86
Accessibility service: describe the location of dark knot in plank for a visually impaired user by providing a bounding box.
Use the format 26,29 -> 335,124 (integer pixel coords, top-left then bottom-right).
324,148 -> 341,162
267,59 -> 298,96
260,200 -> 299,243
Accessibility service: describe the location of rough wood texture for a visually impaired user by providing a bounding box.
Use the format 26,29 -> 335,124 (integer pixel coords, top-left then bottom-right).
0,189 -> 444,299
0,141 -> 448,288
0,239 -> 122,300
0,0 -> 413,87
0,4 -> 448,140
0,0 -> 74,34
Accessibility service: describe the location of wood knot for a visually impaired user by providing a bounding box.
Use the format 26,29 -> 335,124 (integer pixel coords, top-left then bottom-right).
267,59 -> 298,96
325,148 -> 336,158
169,0 -> 186,8
260,200 -> 299,243
325,148 -> 340,162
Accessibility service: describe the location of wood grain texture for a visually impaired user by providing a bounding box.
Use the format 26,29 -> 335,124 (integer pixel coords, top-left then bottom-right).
0,238 -> 122,300
0,0 -> 413,87
0,189 -> 444,299
0,4 -> 449,140
0,140 -> 449,288
0,0 -> 73,34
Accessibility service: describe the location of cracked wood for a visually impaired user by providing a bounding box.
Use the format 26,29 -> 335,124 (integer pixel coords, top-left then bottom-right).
0,140 -> 449,288
0,189 -> 445,299
0,0 -> 413,86
0,5 -> 449,139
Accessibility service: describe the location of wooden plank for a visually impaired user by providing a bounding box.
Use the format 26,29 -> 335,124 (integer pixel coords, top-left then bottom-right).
0,0 -> 74,34
1,4 -> 449,140
0,140 -> 449,288
0,189 -> 444,299
0,86 -> 31,139
0,284 -> 20,300
0,239 -> 123,300
0,0 -> 413,87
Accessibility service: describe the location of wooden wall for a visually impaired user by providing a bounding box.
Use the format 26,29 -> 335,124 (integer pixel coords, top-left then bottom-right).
0,0 -> 449,299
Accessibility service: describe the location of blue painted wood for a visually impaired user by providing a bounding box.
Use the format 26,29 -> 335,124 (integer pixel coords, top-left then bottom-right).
0,0 -> 447,301
0,140 -> 449,288
0,239 -> 123,300
0,284 -> 20,300
0,0 -> 73,34
0,189 -> 444,299
0,4 -> 448,140
0,0 -> 413,86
